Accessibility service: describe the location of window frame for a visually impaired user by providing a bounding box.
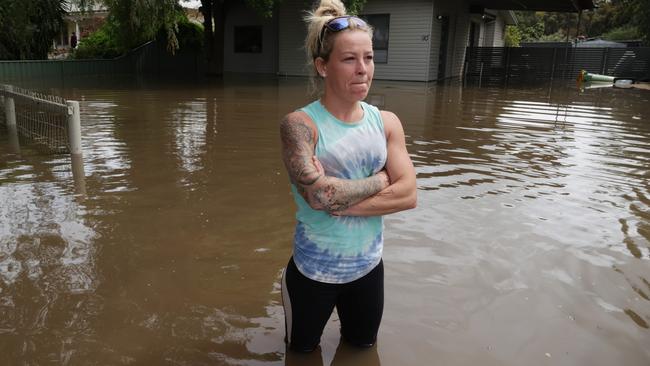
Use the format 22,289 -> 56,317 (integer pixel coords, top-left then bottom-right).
360,13 -> 390,64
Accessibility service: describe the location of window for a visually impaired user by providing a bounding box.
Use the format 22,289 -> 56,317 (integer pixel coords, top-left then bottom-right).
234,26 -> 263,53
360,14 -> 390,63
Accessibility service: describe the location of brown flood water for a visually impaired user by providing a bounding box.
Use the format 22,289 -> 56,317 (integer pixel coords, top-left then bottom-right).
1,76 -> 649,366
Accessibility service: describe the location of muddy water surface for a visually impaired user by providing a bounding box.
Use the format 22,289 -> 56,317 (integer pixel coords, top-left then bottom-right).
1,76 -> 649,365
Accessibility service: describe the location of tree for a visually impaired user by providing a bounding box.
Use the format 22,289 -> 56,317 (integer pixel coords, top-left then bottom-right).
75,0 -> 184,54
630,0 -> 650,44
0,0 -> 66,60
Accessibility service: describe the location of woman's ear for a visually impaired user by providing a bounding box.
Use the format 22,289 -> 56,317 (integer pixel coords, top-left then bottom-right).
314,57 -> 327,78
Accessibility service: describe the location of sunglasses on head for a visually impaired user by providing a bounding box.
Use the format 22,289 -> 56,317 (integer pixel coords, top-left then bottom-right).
325,16 -> 368,32
316,16 -> 369,58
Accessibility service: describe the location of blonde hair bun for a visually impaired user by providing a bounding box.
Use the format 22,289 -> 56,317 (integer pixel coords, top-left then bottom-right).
313,0 -> 347,18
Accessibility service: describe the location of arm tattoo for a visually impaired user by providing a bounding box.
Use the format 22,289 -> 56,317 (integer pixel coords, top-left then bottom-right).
280,113 -> 387,212
312,174 -> 386,212
280,114 -> 322,188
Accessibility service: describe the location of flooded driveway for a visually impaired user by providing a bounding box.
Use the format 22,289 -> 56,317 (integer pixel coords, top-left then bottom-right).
1,76 -> 649,365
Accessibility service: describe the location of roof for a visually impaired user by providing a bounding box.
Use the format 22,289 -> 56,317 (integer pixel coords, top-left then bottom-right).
64,3 -> 108,13
468,0 -> 595,12
576,39 -> 627,48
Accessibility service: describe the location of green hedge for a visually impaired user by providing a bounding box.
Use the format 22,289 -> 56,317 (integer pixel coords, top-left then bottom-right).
73,16 -> 203,60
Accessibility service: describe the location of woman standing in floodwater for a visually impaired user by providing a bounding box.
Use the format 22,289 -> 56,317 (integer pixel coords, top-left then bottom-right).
279,0 -> 417,353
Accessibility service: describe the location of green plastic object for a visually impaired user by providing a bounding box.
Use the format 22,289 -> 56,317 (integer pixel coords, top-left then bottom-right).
578,70 -> 615,83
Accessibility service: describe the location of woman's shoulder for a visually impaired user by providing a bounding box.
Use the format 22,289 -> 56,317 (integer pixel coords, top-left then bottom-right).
378,109 -> 401,125
378,110 -> 404,137
281,108 -> 318,142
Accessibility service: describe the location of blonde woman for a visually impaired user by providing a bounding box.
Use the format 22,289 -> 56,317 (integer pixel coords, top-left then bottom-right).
280,0 -> 416,353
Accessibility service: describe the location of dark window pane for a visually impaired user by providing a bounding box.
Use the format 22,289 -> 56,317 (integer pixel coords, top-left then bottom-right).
360,14 -> 389,63
234,26 -> 263,53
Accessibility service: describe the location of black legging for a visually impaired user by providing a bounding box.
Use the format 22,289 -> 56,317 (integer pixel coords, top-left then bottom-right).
281,256 -> 384,352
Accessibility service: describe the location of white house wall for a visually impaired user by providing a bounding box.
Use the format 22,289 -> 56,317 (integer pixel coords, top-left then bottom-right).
479,13 -> 507,47
278,0 -> 435,81
278,0 -> 476,82
361,0 -> 434,81
483,20 -> 495,46
278,0 -> 312,77
224,2 -> 278,73
433,0 -> 470,79
492,16 -> 506,47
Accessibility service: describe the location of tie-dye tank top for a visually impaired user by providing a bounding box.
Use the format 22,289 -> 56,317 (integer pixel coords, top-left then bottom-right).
290,100 -> 387,284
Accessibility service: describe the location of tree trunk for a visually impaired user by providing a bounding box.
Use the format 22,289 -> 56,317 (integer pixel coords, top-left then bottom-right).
200,0 -> 229,76
213,1 -> 228,76
200,0 -> 216,75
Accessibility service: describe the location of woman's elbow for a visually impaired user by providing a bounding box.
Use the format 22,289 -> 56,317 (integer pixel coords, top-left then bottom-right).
402,189 -> 417,210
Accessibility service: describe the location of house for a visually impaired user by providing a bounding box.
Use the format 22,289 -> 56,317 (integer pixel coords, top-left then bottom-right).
51,2 -> 108,57
222,0 -> 593,82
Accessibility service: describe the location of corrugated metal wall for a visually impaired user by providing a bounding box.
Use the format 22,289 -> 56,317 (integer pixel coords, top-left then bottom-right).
0,41 -> 202,83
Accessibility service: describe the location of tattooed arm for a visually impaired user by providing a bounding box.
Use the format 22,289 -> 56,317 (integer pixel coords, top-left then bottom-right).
280,111 -> 390,213
334,111 -> 417,217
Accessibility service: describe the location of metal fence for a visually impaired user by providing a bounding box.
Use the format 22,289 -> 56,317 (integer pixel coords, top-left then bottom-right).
464,47 -> 650,87
0,41 -> 203,83
1,84 -> 81,155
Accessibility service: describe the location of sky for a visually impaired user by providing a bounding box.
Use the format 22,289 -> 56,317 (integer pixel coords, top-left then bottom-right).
179,0 -> 201,9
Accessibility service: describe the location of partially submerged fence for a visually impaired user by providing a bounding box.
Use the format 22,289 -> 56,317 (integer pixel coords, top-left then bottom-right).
464,47 -> 650,87
0,84 -> 86,193
1,84 -> 81,155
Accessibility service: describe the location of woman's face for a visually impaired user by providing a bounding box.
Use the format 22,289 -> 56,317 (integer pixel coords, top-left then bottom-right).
319,30 -> 375,103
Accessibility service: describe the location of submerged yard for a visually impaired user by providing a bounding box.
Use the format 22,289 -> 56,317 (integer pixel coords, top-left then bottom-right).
1,76 -> 649,365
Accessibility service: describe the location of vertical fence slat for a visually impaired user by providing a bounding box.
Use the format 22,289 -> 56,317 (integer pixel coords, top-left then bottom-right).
464,46 -> 650,85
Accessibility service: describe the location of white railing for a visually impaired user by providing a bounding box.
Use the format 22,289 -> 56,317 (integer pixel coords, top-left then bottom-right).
0,85 -> 85,194
1,84 -> 82,156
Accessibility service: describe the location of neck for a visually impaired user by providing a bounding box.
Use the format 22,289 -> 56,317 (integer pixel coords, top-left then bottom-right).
320,92 -> 363,123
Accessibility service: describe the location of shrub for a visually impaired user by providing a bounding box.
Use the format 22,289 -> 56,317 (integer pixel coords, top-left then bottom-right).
72,23 -> 122,59
602,26 -> 640,41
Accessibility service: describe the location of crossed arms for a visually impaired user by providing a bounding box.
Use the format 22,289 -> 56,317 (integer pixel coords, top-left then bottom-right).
280,110 -> 417,216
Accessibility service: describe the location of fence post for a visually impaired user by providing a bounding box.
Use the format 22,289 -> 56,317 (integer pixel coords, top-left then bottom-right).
67,100 -> 85,194
479,62 -> 484,88
601,48 -> 609,74
505,47 -> 511,86
551,48 -> 557,81
66,100 -> 82,156
3,90 -> 20,154
4,86 -> 16,128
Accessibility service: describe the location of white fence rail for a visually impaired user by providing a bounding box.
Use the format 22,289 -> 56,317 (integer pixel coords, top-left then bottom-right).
0,84 -> 81,156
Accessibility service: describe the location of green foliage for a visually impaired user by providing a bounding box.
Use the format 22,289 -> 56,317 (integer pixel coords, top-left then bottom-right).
602,26 -> 640,41
0,0 -> 65,60
175,18 -> 204,50
100,0 -> 183,53
505,26 -> 521,47
538,31 -> 568,42
343,0 -> 368,15
245,0 -> 276,18
72,22 -> 121,59
507,0 -> 650,45
631,0 -> 650,45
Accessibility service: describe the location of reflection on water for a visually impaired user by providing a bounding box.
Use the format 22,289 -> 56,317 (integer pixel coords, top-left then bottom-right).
1,76 -> 649,365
